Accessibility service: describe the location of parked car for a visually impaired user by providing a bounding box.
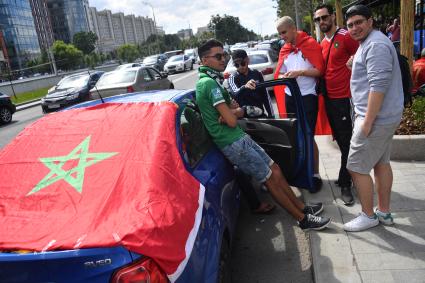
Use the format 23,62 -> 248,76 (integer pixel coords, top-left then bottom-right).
142,54 -> 168,71
230,42 -> 248,52
164,49 -> 183,58
115,63 -> 142,71
90,67 -> 173,99
184,48 -> 198,64
0,92 -> 16,124
41,71 -> 104,113
223,49 -> 278,91
0,79 -> 314,282
164,55 -> 193,74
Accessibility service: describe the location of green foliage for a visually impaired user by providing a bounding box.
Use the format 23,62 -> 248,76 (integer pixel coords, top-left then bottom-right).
412,96 -> 425,123
73,31 -> 98,55
208,14 -> 259,44
117,44 -> 140,62
25,49 -> 51,74
52,41 -> 84,70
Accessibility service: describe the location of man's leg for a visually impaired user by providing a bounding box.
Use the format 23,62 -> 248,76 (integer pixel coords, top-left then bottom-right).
374,163 -> 393,213
349,170 -> 374,216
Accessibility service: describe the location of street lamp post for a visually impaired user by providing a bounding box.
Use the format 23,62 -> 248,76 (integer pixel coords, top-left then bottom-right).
142,1 -> 157,35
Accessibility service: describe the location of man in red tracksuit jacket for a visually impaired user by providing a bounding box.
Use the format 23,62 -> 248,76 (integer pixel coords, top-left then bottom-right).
314,3 -> 359,205
274,16 -> 330,192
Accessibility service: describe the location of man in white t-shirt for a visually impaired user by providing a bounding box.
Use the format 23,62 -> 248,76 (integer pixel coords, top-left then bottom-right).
275,16 -> 325,192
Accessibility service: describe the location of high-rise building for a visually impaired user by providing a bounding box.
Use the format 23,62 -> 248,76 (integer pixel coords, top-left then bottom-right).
0,0 -> 41,70
87,7 -> 156,53
29,0 -> 54,51
46,0 -> 89,43
177,28 -> 193,40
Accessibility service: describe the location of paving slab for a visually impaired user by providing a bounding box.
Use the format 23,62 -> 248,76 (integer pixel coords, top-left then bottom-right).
304,136 -> 425,283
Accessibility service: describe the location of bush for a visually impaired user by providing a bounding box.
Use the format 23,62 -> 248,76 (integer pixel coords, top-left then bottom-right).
396,96 -> 425,135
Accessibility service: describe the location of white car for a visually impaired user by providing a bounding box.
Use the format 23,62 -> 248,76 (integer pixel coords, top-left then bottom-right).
163,55 -> 193,74
223,49 -> 278,90
230,43 -> 248,52
184,48 -> 198,64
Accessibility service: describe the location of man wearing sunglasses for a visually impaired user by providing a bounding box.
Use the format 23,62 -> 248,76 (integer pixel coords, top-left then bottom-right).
343,5 -> 403,232
228,49 -> 273,118
196,39 -> 331,231
314,3 -> 359,206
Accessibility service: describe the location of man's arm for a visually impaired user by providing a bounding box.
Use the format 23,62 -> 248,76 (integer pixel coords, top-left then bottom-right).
216,103 -> 244,128
362,43 -> 393,136
282,68 -> 321,78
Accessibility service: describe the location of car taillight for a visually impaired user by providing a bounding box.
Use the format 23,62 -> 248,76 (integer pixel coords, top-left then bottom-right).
223,72 -> 230,79
111,258 -> 168,283
261,68 -> 274,75
127,86 -> 135,93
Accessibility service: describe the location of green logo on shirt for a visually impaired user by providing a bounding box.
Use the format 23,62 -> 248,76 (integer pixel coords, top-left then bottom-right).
334,42 -> 340,48
212,88 -> 222,100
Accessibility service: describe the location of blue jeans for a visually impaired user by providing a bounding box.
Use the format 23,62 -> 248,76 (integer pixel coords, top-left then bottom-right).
221,135 -> 273,183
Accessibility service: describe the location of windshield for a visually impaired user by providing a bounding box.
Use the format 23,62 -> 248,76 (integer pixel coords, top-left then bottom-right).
143,56 -> 157,64
169,55 -> 183,62
96,71 -> 137,87
248,54 -> 269,65
57,75 -> 89,89
184,50 -> 194,56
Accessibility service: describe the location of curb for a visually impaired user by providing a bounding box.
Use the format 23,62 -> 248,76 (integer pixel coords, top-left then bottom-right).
16,99 -> 41,111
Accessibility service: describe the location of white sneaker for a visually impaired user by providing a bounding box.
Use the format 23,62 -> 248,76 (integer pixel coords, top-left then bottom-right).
375,208 -> 394,225
343,212 -> 379,232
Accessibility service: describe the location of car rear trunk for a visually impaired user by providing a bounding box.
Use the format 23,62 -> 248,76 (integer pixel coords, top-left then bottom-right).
0,247 -> 135,283
92,85 -> 131,99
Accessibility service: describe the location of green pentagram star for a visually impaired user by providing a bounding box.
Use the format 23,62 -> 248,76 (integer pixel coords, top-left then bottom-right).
27,136 -> 118,196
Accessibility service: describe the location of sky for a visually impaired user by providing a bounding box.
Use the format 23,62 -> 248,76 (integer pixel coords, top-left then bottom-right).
88,0 -> 279,37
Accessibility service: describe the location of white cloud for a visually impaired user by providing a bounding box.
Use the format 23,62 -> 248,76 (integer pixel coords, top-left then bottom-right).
88,0 -> 279,36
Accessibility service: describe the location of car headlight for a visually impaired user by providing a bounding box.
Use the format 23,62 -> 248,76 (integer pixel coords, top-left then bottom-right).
65,92 -> 79,100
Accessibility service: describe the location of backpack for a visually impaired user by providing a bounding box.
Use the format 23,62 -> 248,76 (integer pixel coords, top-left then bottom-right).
397,52 -> 413,107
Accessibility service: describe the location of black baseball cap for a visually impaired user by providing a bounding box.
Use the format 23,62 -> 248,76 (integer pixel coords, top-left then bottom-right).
345,4 -> 372,20
231,49 -> 248,61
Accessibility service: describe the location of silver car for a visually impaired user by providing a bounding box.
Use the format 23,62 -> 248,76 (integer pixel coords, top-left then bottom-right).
90,67 -> 174,99
163,55 -> 193,74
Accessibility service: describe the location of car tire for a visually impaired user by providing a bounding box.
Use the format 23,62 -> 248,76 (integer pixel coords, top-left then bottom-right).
217,238 -> 231,283
169,83 -> 174,89
0,106 -> 12,124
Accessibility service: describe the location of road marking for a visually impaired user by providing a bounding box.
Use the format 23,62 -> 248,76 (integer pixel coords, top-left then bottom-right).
171,70 -> 197,83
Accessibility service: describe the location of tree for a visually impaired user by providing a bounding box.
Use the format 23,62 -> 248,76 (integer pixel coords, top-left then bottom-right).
117,44 -> 140,62
52,40 -> 84,70
208,14 -> 259,44
73,31 -> 98,55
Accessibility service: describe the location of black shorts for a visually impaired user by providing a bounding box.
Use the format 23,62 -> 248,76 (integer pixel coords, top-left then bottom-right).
285,94 -> 318,134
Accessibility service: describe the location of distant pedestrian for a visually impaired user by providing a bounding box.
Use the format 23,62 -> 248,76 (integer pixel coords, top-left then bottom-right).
314,3 -> 359,205
343,5 -> 404,232
413,48 -> 425,92
386,18 -> 400,42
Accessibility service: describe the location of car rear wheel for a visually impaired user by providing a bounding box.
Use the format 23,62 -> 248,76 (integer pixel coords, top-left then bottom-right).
217,238 -> 231,283
169,83 -> 174,89
0,106 -> 12,124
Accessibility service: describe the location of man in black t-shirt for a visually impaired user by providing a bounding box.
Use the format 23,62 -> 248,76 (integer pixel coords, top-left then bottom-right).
228,50 -> 273,118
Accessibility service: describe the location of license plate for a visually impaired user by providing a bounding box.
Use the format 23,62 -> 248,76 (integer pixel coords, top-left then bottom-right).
47,104 -> 60,109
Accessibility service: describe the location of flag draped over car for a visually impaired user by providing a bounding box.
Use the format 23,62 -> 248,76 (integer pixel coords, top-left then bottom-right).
0,102 -> 204,282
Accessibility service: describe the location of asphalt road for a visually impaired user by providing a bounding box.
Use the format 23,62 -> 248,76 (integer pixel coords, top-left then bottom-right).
0,66 -> 313,283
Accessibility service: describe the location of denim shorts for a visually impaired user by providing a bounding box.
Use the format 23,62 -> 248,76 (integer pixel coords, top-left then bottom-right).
221,135 -> 274,183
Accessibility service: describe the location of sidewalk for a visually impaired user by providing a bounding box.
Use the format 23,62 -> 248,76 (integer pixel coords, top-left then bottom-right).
304,136 -> 425,283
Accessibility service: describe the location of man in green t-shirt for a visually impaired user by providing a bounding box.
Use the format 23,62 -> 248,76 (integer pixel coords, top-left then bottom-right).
196,39 -> 331,231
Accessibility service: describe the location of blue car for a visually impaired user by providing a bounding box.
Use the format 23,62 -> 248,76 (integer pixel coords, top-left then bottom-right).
0,79 -> 313,283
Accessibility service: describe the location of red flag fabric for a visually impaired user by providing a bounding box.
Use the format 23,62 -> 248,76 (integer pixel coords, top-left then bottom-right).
273,31 -> 332,135
0,102 -> 204,281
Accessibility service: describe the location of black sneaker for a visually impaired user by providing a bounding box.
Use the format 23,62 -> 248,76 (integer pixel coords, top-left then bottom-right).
341,186 -> 354,206
313,177 -> 323,192
299,214 -> 331,231
303,203 -> 324,216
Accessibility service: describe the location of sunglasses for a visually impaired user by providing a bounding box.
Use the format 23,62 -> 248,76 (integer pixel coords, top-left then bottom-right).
313,14 -> 330,23
233,61 -> 247,68
347,18 -> 367,29
204,53 -> 225,61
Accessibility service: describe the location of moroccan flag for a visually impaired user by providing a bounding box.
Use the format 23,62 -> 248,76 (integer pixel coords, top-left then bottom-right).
273,31 -> 332,135
0,102 -> 205,281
